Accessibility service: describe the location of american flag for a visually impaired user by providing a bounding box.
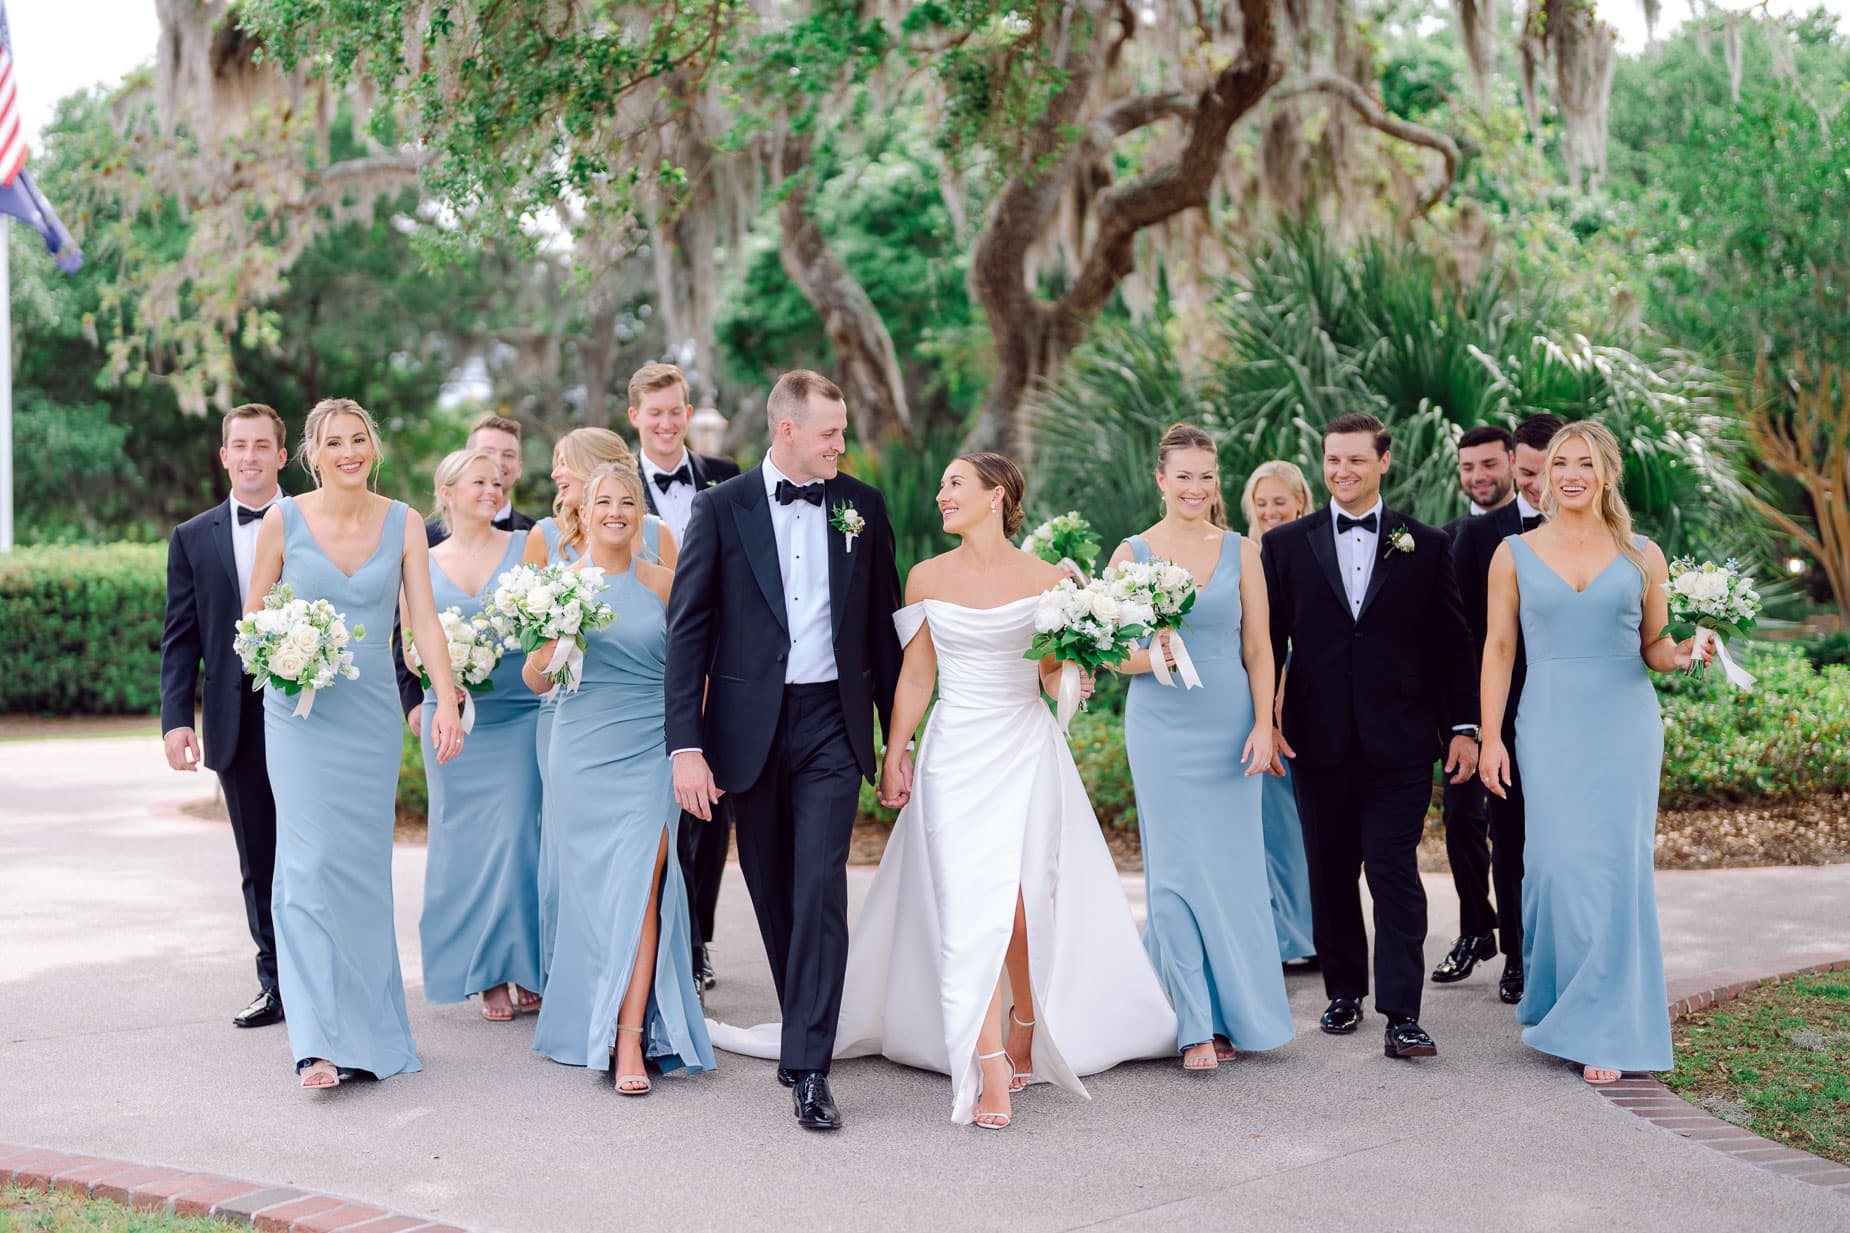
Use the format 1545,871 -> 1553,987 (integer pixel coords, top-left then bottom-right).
0,0 -> 79,273
0,2 -> 22,187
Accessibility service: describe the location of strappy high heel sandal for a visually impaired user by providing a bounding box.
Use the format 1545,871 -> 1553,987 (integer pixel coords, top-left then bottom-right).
1006,1007 -> 1036,1092
610,1024 -> 651,1095
974,1049 -> 1013,1130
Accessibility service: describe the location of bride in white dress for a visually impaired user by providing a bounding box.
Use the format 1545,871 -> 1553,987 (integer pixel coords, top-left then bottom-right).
708,453 -> 1177,1128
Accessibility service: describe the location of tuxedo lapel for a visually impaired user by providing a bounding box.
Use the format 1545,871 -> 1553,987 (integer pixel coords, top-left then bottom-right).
825,478 -> 852,642
1492,500 -> 1523,542
1356,507 -> 1401,622
211,503 -> 241,601
689,453 -> 711,491
1303,509 -> 1350,618
730,472 -> 789,634
643,477 -> 661,517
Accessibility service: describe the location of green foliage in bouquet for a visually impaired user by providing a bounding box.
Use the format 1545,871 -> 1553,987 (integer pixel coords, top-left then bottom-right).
1021,513 -> 1102,577
0,544 -> 167,714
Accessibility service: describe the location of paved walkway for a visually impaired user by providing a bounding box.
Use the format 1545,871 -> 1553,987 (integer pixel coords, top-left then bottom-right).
3,736 -> 1849,1233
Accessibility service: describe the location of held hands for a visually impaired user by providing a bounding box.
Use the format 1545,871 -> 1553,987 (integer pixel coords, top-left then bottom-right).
1444,734 -> 1479,785
406,707 -> 423,737
163,727 -> 202,772
878,747 -> 915,810
1478,738 -> 1512,798
1267,726 -> 1295,777
1240,723 -> 1275,778
674,751 -> 726,821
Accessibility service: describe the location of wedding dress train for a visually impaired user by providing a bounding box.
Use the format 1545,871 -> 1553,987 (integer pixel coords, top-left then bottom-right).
708,596 -> 1177,1123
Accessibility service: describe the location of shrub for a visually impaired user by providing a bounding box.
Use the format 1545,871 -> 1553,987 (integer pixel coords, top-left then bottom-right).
0,544 -> 167,714
398,723 -> 428,825
1658,643 -> 1850,807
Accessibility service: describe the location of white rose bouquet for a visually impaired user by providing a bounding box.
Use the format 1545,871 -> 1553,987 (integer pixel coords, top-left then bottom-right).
404,606 -> 509,732
1026,577 -> 1146,732
1021,511 -> 1102,580
1101,558 -> 1202,689
489,563 -> 616,692
1661,556 -> 1761,690
233,583 -> 363,718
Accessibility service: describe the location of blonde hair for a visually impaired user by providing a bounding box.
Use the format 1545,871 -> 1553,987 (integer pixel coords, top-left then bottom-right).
1541,421 -> 1647,582
1156,423 -> 1226,528
299,398 -> 384,488
577,462 -> 649,552
430,448 -> 502,537
628,362 -> 691,409
766,369 -> 844,437
1240,459 -> 1313,536
551,427 -> 637,552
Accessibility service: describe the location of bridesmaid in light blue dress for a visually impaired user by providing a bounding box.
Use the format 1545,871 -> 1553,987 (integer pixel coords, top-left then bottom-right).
416,449 -> 544,1018
1477,422 -> 1709,1084
526,462 -> 711,1090
1243,461 -> 1319,963
245,399 -> 464,1090
1112,425 -> 1294,1071
524,429 -> 676,986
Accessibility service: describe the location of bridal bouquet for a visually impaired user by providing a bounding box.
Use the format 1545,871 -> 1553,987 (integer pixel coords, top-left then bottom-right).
404,606 -> 510,731
234,583 -> 362,719
1102,558 -> 1201,689
489,563 -> 616,692
1661,557 -> 1761,690
1027,577 -> 1145,733
1021,511 -> 1102,581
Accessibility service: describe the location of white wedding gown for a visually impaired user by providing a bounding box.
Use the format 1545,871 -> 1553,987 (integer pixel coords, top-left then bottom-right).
707,596 -> 1177,1123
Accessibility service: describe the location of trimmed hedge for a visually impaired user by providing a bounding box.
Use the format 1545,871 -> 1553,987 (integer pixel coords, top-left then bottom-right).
1,544 -> 167,714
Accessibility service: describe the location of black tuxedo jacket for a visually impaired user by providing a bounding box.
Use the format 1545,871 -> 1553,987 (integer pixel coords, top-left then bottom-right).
1452,502 -> 1528,745
425,507 -> 535,548
1262,506 -> 1477,771
642,451 -> 741,518
663,467 -> 903,791
160,502 -> 259,773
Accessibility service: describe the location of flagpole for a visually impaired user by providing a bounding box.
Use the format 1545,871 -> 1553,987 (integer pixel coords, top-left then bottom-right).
1,215 -> 12,554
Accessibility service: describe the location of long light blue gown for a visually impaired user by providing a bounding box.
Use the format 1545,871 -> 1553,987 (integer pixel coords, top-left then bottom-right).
1511,537 -> 1672,1072
531,560 -> 712,1075
1262,763 -> 1318,962
1123,533 -> 1294,1053
532,515 -> 662,986
418,533 -> 544,1004
265,497 -> 420,1078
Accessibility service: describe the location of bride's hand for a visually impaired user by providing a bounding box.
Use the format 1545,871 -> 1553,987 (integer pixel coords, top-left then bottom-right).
1240,722 -> 1275,777
878,749 -> 912,810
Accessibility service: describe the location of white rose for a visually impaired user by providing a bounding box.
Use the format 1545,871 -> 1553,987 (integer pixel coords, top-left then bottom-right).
1694,572 -> 1729,603
492,586 -> 516,614
286,623 -> 322,655
1160,565 -> 1189,591
255,608 -> 290,636
555,605 -> 584,636
448,640 -> 472,671
271,644 -> 309,680
327,622 -> 350,649
1672,571 -> 1706,599
1088,590 -> 1121,623
523,584 -> 556,616
470,647 -> 497,679
1122,601 -> 1155,628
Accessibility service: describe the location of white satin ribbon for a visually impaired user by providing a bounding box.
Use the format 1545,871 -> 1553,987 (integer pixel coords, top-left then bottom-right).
545,638 -> 586,693
1148,629 -> 1205,690
1055,661 -> 1082,734
1058,556 -> 1087,582
1701,628 -> 1757,691
459,687 -> 477,734
291,687 -> 316,719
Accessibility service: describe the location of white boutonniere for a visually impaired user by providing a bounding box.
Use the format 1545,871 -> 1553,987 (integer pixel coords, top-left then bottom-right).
830,502 -> 866,553
1387,527 -> 1415,556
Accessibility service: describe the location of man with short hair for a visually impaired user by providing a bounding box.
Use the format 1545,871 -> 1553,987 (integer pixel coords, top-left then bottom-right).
1447,412 -> 1566,1004
1262,412 -> 1478,1060
424,413 -> 534,546
626,362 -> 741,992
1431,425 -> 1516,988
159,403 -> 291,1029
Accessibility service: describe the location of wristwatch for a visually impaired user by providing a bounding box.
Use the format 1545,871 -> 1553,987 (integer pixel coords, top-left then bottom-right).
1455,724 -> 1481,740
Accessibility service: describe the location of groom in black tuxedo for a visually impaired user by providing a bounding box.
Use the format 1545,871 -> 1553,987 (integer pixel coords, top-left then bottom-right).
664,369 -> 904,1131
1263,413 -> 1478,1059
159,403 -> 290,1029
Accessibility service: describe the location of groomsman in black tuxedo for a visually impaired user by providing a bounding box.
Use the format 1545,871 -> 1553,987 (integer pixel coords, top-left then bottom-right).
1432,426 -> 1517,988
627,362 -> 741,993
664,370 -> 904,1130
1449,413 -> 1564,1005
1263,413 -> 1478,1059
159,404 -> 290,1029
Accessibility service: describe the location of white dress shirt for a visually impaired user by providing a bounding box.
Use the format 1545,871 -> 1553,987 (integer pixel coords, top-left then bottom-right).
762,455 -> 838,685
229,491 -> 278,604
642,448 -> 696,539
1330,497 -> 1384,620
1469,493 -> 1540,521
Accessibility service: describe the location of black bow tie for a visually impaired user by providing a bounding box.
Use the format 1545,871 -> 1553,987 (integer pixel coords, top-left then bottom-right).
654,464 -> 693,493
236,503 -> 272,526
775,479 -> 825,507
492,514 -> 515,531
1336,512 -> 1378,533
1521,513 -> 1544,532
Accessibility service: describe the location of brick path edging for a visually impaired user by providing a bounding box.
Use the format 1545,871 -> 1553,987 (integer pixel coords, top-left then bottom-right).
1595,953 -> 1850,1196
0,1144 -> 481,1233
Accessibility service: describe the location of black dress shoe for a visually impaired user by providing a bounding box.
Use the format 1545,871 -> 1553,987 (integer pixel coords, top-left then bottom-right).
792,1072 -> 842,1131
1499,961 -> 1524,1005
1430,933 -> 1497,983
777,1066 -> 797,1088
233,989 -> 284,1028
1384,1020 -> 1438,1058
1319,996 -> 1363,1034
695,944 -> 716,992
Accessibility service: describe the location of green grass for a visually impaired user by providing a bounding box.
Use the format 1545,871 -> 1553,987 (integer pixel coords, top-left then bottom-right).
1661,970 -> 1850,1164
0,1184 -> 247,1231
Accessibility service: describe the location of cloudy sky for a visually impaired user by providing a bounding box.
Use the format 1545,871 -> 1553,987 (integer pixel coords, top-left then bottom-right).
11,0 -> 1850,147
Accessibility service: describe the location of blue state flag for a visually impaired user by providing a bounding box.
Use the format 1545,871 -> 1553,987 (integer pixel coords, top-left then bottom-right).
0,0 -> 83,273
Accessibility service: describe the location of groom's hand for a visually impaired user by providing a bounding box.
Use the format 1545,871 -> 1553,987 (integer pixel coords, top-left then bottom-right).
673,751 -> 725,821
163,727 -> 202,772
1445,734 -> 1479,784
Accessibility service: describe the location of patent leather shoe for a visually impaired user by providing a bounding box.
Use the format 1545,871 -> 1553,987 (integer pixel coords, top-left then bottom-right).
1384,1020 -> 1438,1058
1499,961 -> 1524,1005
792,1071 -> 842,1131
777,1066 -> 797,1088
1430,933 -> 1497,983
695,944 -> 716,992
233,989 -> 284,1029
1319,996 -> 1363,1034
